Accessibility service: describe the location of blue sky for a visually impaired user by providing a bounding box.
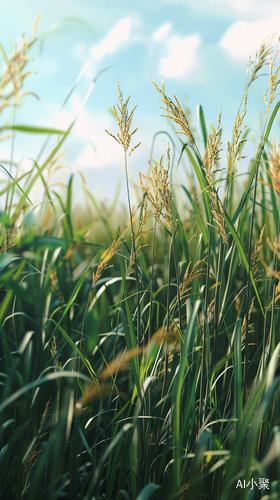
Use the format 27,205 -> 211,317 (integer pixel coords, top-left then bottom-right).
2,0 -> 280,204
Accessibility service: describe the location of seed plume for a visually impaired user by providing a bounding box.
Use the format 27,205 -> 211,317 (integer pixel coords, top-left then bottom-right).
203,110 -> 228,245
92,226 -> 128,286
227,90 -> 248,178
105,80 -> 141,155
0,13 -> 40,113
246,37 -> 273,88
204,108 -> 222,185
140,145 -> 173,231
151,79 -> 194,142
264,40 -> 280,119
180,257 -> 207,299
127,197 -> 152,275
251,225 -> 265,278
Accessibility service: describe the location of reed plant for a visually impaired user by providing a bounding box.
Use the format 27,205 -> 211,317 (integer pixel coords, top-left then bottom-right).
1,21 -> 280,500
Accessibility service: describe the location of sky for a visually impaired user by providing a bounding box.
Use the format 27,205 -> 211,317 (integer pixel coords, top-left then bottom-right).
1,0 -> 280,207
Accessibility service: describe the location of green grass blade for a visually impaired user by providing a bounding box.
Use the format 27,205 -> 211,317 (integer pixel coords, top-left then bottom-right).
181,185 -> 208,245
135,484 -> 161,500
0,125 -> 66,134
234,318 -> 242,433
0,164 -> 33,205
0,371 -> 92,413
224,210 -> 264,316
196,104 -> 208,149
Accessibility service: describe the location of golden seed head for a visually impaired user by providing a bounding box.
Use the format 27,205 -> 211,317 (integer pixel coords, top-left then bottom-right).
247,37 -> 274,88
139,145 -> 173,231
204,107 -> 223,185
151,79 -> 194,142
268,137 -> 280,195
0,15 -> 39,113
264,41 -> 280,119
251,225 -> 265,278
92,225 -> 128,286
227,90 -> 248,178
180,257 -> 207,299
105,80 -> 141,155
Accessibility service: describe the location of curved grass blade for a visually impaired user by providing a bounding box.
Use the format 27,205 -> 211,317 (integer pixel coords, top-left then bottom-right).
0,164 -> 33,205
232,100 -> 280,226
196,104 -> 207,149
135,484 -> 161,500
39,16 -> 95,55
11,121 -> 74,224
234,318 -> 242,433
0,370 -> 92,413
0,125 -> 66,134
45,255 -> 98,336
224,210 -> 264,316
0,261 -> 25,323
179,143 -> 211,223
0,43 -> 9,65
171,300 -> 201,494
181,185 -> 208,245
54,322 -> 98,382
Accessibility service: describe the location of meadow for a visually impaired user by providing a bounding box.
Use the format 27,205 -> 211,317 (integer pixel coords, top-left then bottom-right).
0,21 -> 280,500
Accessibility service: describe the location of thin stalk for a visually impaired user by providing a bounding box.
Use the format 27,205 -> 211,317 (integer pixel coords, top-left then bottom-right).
262,206 -> 280,374
244,169 -> 259,390
200,220 -> 212,424
160,234 -> 172,400
124,151 -> 141,348
171,237 -> 182,331
148,217 -> 156,345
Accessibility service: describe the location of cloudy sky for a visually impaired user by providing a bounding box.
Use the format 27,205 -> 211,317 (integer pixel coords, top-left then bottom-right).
2,0 -> 280,203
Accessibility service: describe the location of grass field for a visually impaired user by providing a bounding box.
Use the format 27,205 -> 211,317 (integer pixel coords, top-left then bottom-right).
0,24 -> 280,500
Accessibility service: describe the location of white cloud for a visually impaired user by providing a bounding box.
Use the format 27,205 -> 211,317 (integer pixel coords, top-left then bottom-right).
53,95 -> 122,169
90,18 -> 133,61
210,0 -> 280,16
159,34 -> 201,79
162,0 -> 280,22
220,20 -> 279,60
75,135 -> 122,170
152,22 -> 172,42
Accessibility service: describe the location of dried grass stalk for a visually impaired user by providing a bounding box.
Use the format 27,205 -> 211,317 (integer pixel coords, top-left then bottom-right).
227,90 -> 248,178
247,37 -> 274,88
140,145 -> 173,231
264,39 -> 280,119
0,13 -> 40,112
241,297 -> 256,351
180,257 -> 207,298
92,226 -> 128,286
151,79 -> 194,142
127,196 -> 152,275
105,79 -> 141,155
251,225 -> 265,278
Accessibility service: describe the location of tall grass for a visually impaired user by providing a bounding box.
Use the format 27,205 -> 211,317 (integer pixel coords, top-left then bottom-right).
0,22 -> 280,500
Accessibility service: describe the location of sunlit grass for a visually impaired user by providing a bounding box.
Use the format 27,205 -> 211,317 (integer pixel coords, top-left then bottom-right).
0,21 -> 280,500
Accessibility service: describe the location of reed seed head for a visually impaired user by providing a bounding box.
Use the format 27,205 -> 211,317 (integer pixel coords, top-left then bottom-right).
139,145 -> 173,231
268,137 -> 280,195
264,40 -> 280,119
105,80 -> 141,155
92,225 -> 128,286
0,14 -> 40,113
151,79 -> 194,142
251,225 -> 265,278
227,90 -> 248,178
241,297 -> 255,351
204,107 -> 222,185
247,37 -> 273,88
180,257 -> 207,299
127,197 -> 152,275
